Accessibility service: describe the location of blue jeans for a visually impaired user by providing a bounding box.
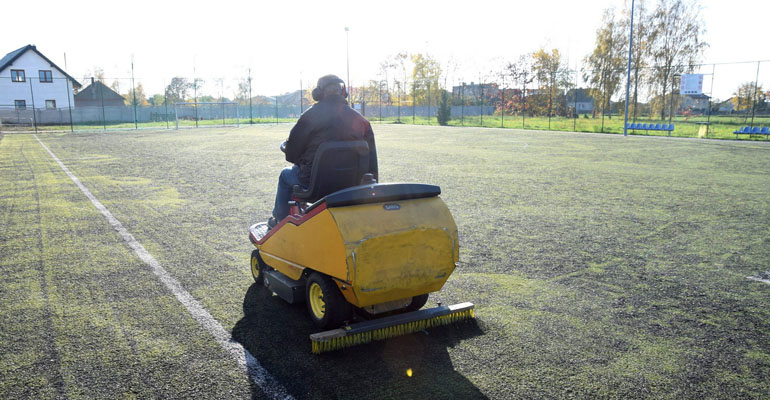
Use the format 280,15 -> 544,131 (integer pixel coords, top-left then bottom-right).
272,165 -> 301,221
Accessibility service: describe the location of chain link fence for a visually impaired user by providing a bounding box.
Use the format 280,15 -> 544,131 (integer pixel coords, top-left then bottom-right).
2,61 -> 768,140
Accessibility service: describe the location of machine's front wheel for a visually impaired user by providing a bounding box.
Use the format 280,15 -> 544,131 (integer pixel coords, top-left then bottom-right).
306,272 -> 351,329
250,250 -> 264,284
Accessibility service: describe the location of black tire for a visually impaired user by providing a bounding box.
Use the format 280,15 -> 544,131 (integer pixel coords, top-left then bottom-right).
306,272 -> 352,329
250,250 -> 264,284
405,294 -> 430,312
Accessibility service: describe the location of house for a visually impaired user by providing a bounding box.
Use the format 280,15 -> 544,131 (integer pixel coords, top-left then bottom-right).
452,82 -> 499,101
565,88 -> 595,114
75,79 -> 125,107
0,44 -> 81,110
679,93 -> 710,114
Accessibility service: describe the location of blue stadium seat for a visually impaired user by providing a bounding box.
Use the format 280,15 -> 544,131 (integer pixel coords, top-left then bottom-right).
662,124 -> 669,131
668,124 -> 675,131
751,126 -> 761,134
654,124 -> 662,130
762,127 -> 769,134
639,123 -> 647,130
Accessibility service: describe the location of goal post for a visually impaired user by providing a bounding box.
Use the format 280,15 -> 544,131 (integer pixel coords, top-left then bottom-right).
174,102 -> 239,129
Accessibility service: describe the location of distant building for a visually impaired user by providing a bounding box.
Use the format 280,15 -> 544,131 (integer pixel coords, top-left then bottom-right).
74,80 -> 125,107
679,93 -> 710,113
565,88 -> 595,114
0,44 -> 81,110
452,82 -> 499,100
716,98 -> 736,113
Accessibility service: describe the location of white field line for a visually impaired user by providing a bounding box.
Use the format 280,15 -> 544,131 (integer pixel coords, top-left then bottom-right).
747,274 -> 770,285
34,135 -> 293,400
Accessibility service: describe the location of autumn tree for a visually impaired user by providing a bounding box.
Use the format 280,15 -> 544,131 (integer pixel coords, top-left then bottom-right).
532,48 -> 571,116
122,82 -> 149,106
647,0 -> 707,119
411,53 -> 443,107
165,77 -> 192,104
731,82 -> 765,122
506,54 -> 535,115
584,8 -> 628,119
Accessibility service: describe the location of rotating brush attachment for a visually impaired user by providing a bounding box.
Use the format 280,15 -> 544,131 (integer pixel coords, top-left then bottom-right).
310,302 -> 475,354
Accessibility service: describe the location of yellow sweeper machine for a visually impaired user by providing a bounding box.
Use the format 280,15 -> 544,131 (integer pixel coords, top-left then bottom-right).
248,140 -> 474,353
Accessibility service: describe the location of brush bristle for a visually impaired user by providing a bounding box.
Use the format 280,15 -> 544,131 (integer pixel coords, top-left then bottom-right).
311,308 -> 475,354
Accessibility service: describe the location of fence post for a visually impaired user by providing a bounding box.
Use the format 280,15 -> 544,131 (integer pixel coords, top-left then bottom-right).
164,80 -> 169,129
750,61 -> 761,128
99,79 -> 106,131
461,82 -> 465,126
412,81 -> 415,124
706,64 -> 715,136
427,81 -> 430,124
131,60 -> 138,130
28,79 -> 38,133
65,77 -> 74,132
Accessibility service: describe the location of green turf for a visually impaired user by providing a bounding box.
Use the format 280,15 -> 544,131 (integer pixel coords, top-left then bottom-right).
1,125 -> 769,399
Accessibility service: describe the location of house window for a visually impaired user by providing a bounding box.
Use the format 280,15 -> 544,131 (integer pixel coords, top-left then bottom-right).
45,100 -> 56,109
39,70 -> 53,83
11,69 -> 25,82
14,100 -> 26,110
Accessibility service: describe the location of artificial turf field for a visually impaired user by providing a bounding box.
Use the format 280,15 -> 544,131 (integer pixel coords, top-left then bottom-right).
1,124 -> 769,399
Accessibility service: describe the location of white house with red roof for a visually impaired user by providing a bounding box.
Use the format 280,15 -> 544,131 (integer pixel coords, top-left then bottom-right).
0,44 -> 81,111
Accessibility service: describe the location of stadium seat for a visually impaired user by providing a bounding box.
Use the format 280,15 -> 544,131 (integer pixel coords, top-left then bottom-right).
662,124 -> 669,131
668,124 -> 675,131
639,123 -> 647,130
751,126 -> 761,134
654,124 -> 662,130
761,127 -> 769,134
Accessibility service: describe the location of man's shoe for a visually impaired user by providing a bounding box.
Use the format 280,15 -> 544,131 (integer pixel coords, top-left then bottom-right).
267,217 -> 278,230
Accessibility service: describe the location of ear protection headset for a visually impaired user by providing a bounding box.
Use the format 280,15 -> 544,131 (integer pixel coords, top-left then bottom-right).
312,75 -> 348,101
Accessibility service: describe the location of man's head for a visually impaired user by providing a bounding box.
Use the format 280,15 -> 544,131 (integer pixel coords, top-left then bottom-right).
312,74 -> 347,101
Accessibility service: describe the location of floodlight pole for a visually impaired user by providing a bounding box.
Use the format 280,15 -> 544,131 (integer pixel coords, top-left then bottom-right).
345,27 -> 350,88
623,0 -> 635,137
131,57 -> 138,130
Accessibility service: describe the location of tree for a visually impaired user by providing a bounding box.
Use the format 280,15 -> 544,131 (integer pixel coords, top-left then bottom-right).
584,8 -> 628,120
532,48 -> 571,117
648,0 -> 707,120
122,82 -> 149,106
506,54 -> 535,115
165,77 -> 192,104
411,53 -> 443,107
437,90 -> 451,125
148,94 -> 165,107
731,82 -> 765,122
236,77 -> 250,105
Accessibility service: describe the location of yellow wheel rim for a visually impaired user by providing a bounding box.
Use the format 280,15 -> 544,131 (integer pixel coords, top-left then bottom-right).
251,255 -> 260,280
309,282 -> 325,320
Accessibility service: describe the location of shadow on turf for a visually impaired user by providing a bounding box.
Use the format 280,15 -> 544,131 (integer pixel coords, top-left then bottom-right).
232,284 -> 487,399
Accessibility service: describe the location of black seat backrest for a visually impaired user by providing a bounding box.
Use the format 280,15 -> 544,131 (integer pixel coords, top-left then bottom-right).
293,140 -> 370,203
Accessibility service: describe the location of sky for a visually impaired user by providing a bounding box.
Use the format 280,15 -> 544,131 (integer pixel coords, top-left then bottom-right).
1,0 -> 768,100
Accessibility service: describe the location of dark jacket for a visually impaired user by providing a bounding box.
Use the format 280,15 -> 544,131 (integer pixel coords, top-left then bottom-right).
284,94 -> 378,186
